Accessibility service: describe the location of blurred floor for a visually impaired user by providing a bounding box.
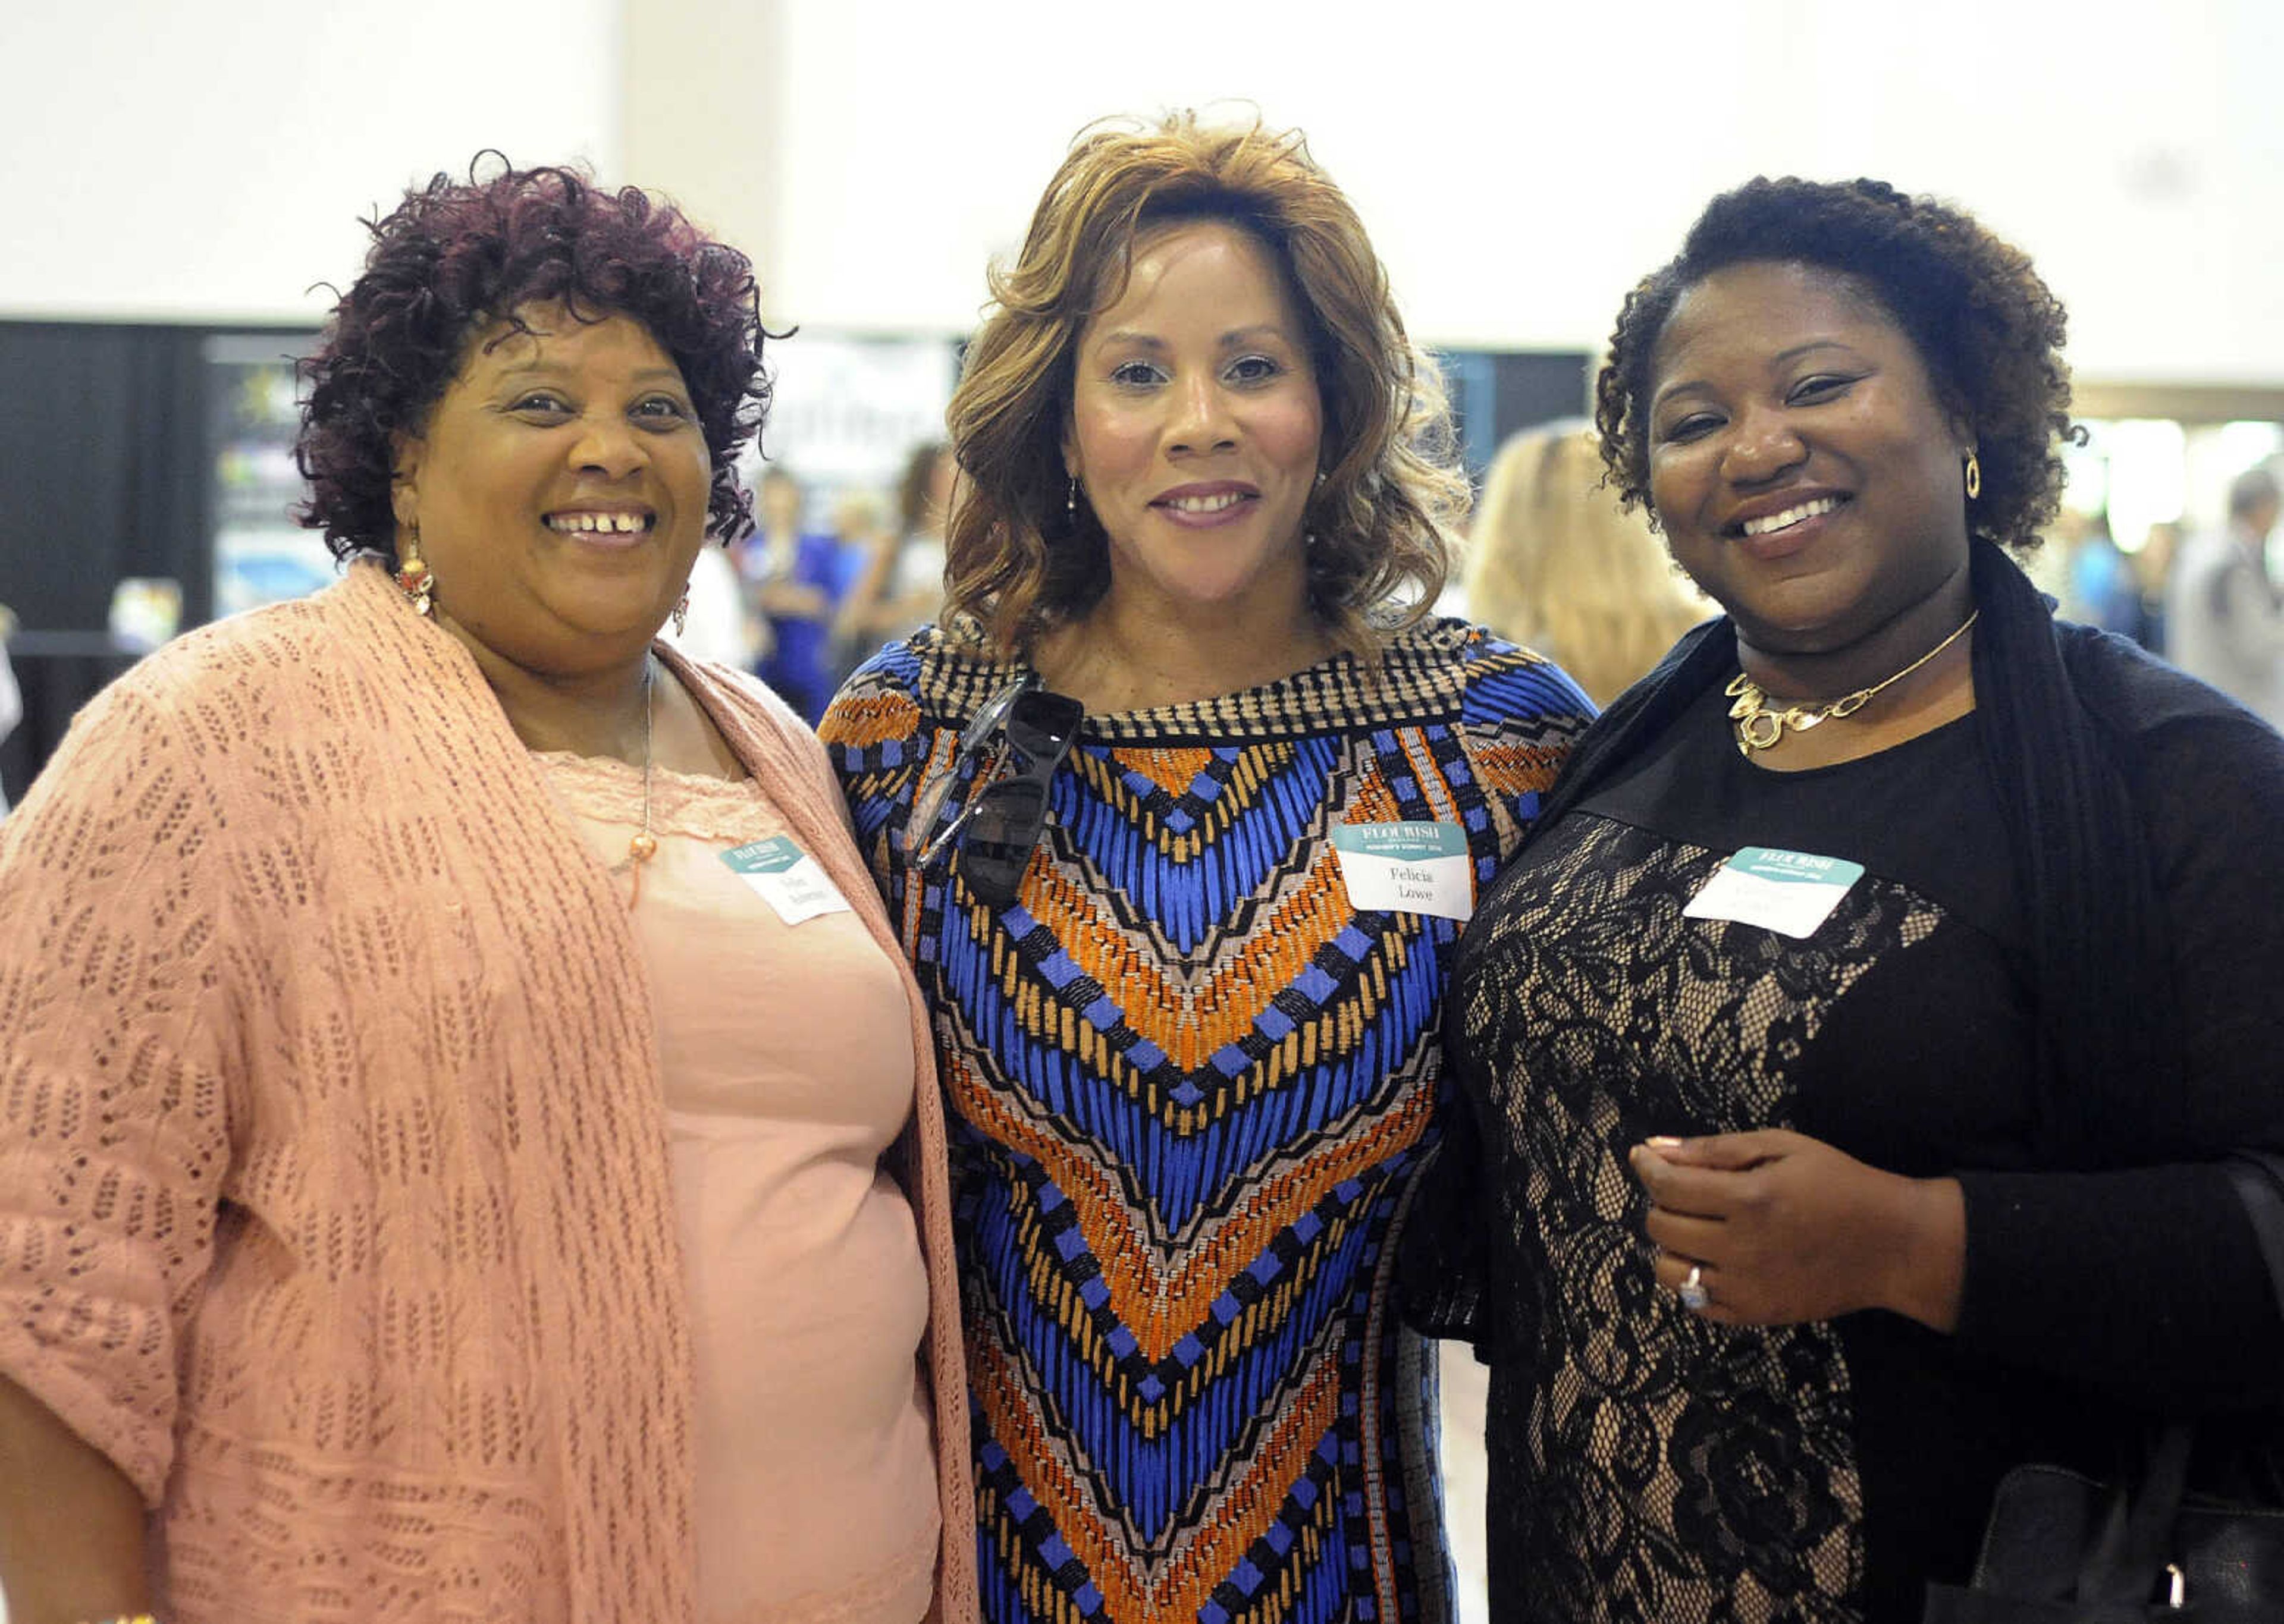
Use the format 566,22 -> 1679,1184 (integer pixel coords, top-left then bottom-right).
1440,1344 -> 1492,1624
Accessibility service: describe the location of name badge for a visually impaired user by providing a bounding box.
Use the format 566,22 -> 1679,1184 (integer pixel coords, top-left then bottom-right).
1682,844 -> 1864,939
720,835 -> 852,926
1332,821 -> 1473,921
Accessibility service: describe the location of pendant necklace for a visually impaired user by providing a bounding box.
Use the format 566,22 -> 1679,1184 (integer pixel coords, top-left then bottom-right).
1726,610 -> 1979,758
625,656 -> 658,903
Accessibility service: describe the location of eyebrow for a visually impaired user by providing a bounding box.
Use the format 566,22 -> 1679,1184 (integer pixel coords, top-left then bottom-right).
491,355 -> 689,387
1090,324 -> 1296,351
1652,339 -> 1860,410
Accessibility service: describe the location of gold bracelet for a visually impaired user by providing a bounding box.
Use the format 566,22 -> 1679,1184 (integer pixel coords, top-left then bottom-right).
78,1615 -> 160,1624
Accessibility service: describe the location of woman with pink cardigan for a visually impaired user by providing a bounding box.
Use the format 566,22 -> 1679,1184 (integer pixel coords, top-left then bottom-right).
0,162 -> 974,1624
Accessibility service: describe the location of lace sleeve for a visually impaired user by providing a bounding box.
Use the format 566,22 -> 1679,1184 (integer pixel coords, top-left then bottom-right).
1398,1068 -> 1494,1352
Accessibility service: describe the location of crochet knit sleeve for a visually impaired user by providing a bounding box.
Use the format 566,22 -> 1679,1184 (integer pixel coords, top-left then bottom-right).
0,676 -> 237,1504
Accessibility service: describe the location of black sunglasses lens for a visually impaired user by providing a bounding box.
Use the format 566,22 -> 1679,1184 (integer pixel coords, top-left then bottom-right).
946,684 -> 1081,907
1005,693 -> 1084,756
959,779 -> 1049,906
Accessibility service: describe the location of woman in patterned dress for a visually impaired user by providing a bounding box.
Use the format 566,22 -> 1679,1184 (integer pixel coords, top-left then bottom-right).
821,114 -> 1593,1624
1408,177 -> 2284,1622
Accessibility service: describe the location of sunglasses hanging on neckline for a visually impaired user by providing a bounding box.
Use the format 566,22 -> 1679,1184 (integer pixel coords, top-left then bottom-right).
914,675 -> 1084,909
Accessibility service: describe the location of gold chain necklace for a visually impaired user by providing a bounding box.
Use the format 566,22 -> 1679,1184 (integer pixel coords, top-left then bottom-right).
1725,610 -> 1979,758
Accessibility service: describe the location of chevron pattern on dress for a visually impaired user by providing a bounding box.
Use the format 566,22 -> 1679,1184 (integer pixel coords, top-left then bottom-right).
824,620 -> 1592,1624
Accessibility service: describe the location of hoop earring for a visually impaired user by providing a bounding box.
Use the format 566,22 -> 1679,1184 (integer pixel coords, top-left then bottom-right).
1964,450 -> 1982,501
671,590 -> 689,637
394,523 -> 435,618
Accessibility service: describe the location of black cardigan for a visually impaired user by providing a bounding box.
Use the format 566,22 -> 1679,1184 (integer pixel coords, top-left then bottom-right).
1410,539 -> 2284,1410
1527,539 -> 2266,1167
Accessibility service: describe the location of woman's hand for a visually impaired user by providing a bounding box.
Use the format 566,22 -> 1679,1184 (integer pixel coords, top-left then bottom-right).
1629,1129 -> 1967,1332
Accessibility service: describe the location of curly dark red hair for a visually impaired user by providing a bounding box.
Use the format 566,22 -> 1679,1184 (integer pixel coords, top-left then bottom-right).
296,157 -> 768,559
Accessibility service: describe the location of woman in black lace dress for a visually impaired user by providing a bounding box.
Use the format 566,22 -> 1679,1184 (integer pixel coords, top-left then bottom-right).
1407,177 -> 2284,1622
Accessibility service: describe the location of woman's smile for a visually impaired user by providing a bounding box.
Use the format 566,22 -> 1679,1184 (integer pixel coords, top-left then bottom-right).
1062,218 -> 1324,620
1149,480 -> 1261,527
1647,260 -> 1973,669
390,304 -> 712,670
544,507 -> 658,541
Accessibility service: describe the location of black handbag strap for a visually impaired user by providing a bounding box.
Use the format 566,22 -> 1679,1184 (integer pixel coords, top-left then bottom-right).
2071,1155 -> 2284,1605
2225,1151 -> 2284,1311
2076,1420 -> 2194,1604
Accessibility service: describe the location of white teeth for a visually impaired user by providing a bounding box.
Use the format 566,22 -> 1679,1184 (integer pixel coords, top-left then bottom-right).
1163,492 -> 1247,514
547,512 -> 648,534
1740,496 -> 1841,538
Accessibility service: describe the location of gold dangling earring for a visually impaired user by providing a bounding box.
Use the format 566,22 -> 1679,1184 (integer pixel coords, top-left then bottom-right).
394,523 -> 435,617
672,589 -> 689,637
1066,476 -> 1080,523
1964,450 -> 1982,501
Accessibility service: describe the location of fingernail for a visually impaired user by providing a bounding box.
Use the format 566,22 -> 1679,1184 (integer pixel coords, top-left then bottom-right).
1645,1136 -> 1684,1149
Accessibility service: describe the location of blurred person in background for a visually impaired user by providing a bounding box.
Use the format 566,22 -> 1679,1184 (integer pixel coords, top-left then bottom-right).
0,162 -> 972,1624
2168,463 -> 2284,726
823,112 -> 1592,1624
1408,175 -> 2284,1623
2056,508 -> 2146,640
821,486 -> 893,683
2134,516 -> 2184,656
1465,423 -> 1712,706
835,439 -> 956,677
743,464 -> 851,722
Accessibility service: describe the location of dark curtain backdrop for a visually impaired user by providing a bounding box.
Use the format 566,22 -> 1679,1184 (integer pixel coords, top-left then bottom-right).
0,322 -> 224,805
1491,352 -> 1594,445
0,322 -> 215,630
1442,351 -> 1595,484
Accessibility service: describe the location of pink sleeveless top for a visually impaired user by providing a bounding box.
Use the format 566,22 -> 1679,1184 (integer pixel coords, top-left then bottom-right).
534,750 -> 940,1624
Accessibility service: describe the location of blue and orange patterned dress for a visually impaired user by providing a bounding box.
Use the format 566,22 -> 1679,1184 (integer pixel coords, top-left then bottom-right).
821,620 -> 1590,1624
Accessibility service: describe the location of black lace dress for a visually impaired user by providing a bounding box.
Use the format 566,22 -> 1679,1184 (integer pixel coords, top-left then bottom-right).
1425,676 -> 2284,1623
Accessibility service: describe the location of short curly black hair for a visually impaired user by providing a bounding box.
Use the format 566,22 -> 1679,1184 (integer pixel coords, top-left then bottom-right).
1593,175 -> 2079,552
296,158 -> 769,559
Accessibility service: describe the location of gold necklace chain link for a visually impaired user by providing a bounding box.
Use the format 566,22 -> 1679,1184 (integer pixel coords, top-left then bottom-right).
1725,609 -> 1979,758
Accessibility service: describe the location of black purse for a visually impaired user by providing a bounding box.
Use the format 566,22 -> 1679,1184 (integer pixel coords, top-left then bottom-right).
1922,1155 -> 2284,1622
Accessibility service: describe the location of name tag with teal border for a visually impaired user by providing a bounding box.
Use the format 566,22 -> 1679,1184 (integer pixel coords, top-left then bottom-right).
720,835 -> 851,926
1332,821 -> 1473,921
1683,844 -> 1864,939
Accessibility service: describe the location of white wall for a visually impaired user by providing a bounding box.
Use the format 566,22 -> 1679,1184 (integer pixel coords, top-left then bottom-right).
8,0 -> 2280,385
3,0 -> 624,323
751,0 -> 2284,384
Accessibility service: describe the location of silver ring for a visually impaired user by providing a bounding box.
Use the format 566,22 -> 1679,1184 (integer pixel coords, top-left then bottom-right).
1677,1263 -> 1709,1312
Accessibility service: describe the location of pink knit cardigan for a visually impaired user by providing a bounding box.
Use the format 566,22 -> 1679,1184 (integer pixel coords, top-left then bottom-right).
0,561 -> 975,1622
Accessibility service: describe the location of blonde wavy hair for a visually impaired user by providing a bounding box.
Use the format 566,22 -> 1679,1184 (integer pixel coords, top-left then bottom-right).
943,112 -> 1466,656
1465,427 -> 1711,706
